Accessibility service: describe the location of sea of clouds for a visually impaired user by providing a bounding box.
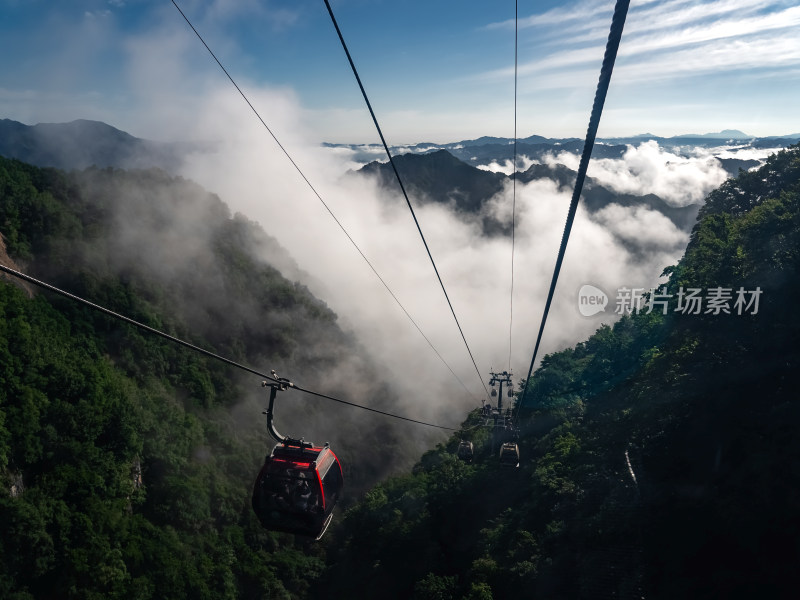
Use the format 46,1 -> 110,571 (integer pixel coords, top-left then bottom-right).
168,86 -> 764,432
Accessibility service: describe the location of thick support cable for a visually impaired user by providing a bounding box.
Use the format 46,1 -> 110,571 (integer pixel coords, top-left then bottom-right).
0,264 -> 456,431
324,0 -> 490,400
518,0 -> 630,411
171,0 -> 476,402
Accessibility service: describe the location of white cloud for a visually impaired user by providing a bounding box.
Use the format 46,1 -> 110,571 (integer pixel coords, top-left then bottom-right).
476,155 -> 539,175
627,0 -> 775,37
619,33 -> 800,82
545,140 -> 730,206
714,146 -> 786,161
487,0 -> 613,31
592,203 -> 688,249
477,0 -> 800,91
85,10 -> 111,19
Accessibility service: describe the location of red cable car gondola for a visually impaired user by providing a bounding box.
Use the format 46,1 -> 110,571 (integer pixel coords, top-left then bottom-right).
252,440 -> 343,539
251,377 -> 344,540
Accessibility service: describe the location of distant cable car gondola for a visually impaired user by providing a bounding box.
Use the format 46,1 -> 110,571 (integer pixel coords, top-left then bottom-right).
499,442 -> 520,468
457,440 -> 474,463
251,376 -> 343,540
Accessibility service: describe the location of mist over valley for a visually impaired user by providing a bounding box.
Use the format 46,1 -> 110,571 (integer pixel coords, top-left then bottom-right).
2,116 -> 793,411
3,116 -> 800,598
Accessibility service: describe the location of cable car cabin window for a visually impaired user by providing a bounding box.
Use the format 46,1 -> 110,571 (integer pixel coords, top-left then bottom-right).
253,455 -> 326,538
315,447 -> 344,509
259,465 -> 323,514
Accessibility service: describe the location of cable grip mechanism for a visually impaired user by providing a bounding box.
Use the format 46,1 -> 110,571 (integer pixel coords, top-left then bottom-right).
261,372 -> 311,449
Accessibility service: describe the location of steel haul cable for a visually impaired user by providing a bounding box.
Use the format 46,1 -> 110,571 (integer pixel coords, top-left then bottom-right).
324,0 -> 490,400
170,0 -> 476,402
517,0 -> 630,416
0,263 -> 455,431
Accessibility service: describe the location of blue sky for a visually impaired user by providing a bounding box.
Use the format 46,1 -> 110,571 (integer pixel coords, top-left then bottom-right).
1,0 -> 799,143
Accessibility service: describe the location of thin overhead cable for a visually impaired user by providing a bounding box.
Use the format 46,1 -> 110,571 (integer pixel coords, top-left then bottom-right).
517,0 -> 630,412
170,0 -> 476,402
508,0 -> 519,373
0,264 -> 456,431
323,0 -> 491,400
291,384 -> 456,430
3,264 -> 278,383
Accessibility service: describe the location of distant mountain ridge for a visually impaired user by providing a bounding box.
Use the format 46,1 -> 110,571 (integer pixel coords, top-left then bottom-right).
0,118 -> 199,172
353,149 -> 700,234
677,129 -> 751,139
3,117 -> 795,177
0,117 -> 789,238
326,130 -> 800,166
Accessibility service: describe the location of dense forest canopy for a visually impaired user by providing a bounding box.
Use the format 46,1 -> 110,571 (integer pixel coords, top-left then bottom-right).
2,144 -> 800,598
0,157 -> 431,599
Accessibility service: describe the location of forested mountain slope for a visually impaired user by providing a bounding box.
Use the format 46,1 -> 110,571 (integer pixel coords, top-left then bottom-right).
320,145 -> 800,599
0,157 -> 408,599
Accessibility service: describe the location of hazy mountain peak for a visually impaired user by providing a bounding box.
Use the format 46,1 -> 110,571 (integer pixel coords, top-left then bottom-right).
677,129 -> 751,139
0,117 -> 183,172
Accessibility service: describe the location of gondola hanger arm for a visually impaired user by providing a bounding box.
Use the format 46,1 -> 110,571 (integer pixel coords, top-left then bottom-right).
261,374 -> 312,448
